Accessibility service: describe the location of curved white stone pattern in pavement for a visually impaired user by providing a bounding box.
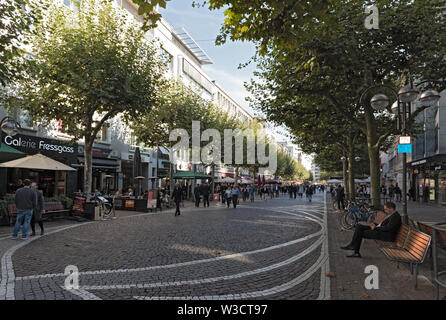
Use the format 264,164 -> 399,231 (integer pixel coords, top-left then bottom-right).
1,195 -> 330,300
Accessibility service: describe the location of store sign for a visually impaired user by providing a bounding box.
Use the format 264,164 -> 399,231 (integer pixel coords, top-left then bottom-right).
3,134 -> 77,161
399,136 -> 411,144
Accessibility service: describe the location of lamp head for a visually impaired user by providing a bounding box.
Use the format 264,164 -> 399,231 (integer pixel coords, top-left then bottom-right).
370,94 -> 389,110
419,89 -> 440,107
0,117 -> 20,136
398,84 -> 419,103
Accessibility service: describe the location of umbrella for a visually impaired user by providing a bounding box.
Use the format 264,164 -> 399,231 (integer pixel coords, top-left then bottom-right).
0,153 -> 76,171
0,142 -> 25,162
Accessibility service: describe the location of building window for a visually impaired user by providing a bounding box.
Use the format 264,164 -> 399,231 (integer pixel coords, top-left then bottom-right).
160,48 -> 173,72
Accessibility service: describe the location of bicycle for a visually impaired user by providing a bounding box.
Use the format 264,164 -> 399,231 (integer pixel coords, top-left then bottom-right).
94,195 -> 114,219
340,201 -> 376,230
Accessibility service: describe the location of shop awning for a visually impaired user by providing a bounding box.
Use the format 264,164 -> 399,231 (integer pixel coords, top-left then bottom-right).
159,171 -> 211,179
0,142 -> 26,163
0,143 -> 25,154
77,156 -> 119,168
0,153 -> 76,171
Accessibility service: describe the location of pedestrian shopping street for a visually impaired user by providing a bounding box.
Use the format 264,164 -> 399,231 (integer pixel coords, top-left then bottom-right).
1,193 -> 329,300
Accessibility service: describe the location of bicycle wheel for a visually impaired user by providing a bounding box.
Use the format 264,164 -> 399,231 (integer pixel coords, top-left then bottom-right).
343,210 -> 358,230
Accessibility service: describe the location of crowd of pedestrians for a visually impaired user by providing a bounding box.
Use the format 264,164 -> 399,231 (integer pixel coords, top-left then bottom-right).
12,179 -> 45,240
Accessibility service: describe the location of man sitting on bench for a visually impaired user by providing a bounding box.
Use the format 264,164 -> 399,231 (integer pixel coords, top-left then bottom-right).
341,202 -> 402,258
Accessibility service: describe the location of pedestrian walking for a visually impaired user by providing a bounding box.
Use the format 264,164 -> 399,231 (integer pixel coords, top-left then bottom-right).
200,182 -> 210,208
12,179 -> 37,240
248,185 -> 255,202
231,185 -> 240,208
30,182 -> 44,236
394,183 -> 401,202
293,184 -> 297,199
335,185 -> 345,211
306,185 -> 314,202
225,186 -> 232,208
194,185 -> 201,207
173,183 -> 183,216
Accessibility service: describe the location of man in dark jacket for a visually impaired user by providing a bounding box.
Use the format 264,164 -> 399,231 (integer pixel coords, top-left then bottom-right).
335,185 -> 345,210
12,179 -> 37,239
341,202 -> 402,258
200,182 -> 210,208
30,182 -> 45,236
194,185 -> 201,207
172,183 -> 183,216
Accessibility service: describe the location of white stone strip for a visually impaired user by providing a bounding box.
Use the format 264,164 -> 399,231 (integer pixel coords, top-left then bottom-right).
133,237 -> 326,300
17,227 -> 323,281
80,234 -> 325,291
0,222 -> 94,300
0,224 -> 78,241
65,288 -> 102,300
317,194 -> 331,300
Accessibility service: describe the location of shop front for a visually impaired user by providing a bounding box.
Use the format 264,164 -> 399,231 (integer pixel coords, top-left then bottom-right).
75,145 -> 119,195
0,133 -> 78,197
410,155 -> 446,206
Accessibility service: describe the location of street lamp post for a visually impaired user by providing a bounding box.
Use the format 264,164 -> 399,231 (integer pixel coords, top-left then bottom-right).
362,77 -> 442,224
0,116 -> 21,143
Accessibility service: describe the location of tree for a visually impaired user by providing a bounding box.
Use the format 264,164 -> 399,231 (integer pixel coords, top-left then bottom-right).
2,0 -> 166,200
132,80 -> 242,195
204,0 -> 446,207
0,0 -> 46,86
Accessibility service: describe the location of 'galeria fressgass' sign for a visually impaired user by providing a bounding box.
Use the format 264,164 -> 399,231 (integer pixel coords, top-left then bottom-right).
3,134 -> 78,163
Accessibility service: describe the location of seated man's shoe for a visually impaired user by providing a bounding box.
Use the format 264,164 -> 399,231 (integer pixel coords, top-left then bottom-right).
340,245 -> 355,250
346,252 -> 361,258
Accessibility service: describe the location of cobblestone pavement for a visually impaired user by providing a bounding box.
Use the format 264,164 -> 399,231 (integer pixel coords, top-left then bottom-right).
0,193 -> 330,300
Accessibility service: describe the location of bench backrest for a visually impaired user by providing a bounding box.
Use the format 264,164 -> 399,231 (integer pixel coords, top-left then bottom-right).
8,201 -> 64,215
403,229 -> 431,263
417,222 -> 433,237
395,224 -> 410,247
408,218 -> 417,229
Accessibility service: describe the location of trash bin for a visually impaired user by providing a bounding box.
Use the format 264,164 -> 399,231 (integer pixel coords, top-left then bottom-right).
83,202 -> 96,220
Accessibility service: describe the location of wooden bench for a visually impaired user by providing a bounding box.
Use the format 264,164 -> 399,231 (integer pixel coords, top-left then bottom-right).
380,227 -> 431,288
7,201 -> 70,225
375,224 -> 410,249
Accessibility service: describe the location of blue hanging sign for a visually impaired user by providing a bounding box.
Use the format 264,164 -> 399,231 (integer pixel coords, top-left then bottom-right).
398,144 -> 412,153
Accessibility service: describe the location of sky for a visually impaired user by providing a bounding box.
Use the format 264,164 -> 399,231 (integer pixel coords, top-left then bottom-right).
158,1 -> 313,170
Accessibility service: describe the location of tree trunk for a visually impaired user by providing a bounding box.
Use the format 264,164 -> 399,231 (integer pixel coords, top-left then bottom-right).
364,108 -> 382,208
84,137 -> 93,202
234,167 -> 239,185
342,159 -> 348,196
347,137 -> 355,200
211,164 -> 215,194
